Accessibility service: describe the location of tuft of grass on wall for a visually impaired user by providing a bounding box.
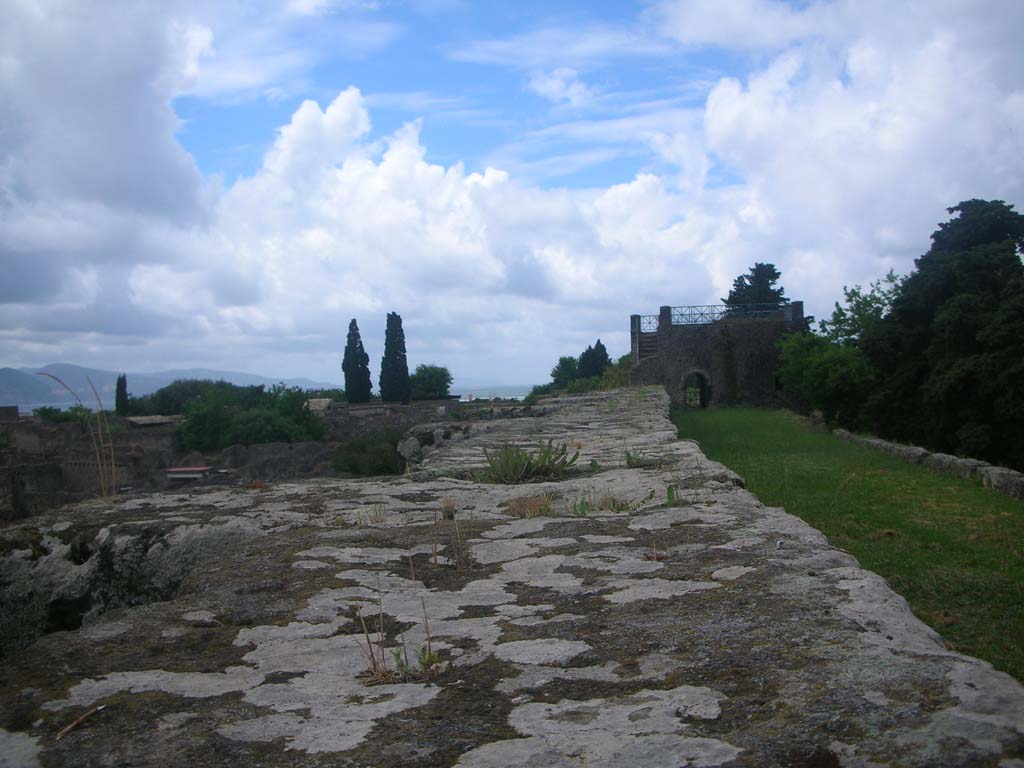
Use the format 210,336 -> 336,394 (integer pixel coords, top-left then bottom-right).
674,406 -> 1024,682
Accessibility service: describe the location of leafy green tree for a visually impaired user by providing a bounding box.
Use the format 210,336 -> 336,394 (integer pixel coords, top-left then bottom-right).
550,356 -> 578,388
819,271 -> 903,345
342,319 -> 372,403
410,364 -> 453,399
115,374 -> 128,416
174,382 -> 325,451
599,354 -> 632,389
379,312 -> 411,403
723,262 -> 789,307
861,199 -> 1024,464
778,333 -> 875,428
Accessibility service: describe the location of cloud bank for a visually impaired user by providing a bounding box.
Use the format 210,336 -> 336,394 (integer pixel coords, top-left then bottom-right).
1,0 -> 1022,386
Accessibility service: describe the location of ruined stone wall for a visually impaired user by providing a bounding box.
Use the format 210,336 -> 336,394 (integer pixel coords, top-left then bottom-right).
321,399 -> 527,442
630,317 -> 787,406
0,420 -> 178,519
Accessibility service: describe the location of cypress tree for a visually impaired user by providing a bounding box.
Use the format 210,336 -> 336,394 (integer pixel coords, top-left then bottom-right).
342,319 -> 372,403
578,339 -> 611,379
379,312 -> 411,403
115,374 -> 129,416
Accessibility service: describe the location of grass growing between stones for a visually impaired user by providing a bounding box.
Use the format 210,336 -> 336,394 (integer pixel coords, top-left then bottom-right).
674,406 -> 1024,681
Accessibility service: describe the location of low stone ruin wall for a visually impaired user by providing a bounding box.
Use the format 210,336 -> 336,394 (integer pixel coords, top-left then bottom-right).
320,399 -> 529,443
832,428 -> 1024,499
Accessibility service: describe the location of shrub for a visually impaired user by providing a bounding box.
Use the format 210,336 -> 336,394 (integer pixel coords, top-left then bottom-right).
175,382 -> 325,452
481,440 -> 579,483
410,364 -> 453,400
225,408 -> 305,446
523,383 -> 554,405
333,429 -> 405,476
34,405 -> 92,425
177,397 -> 234,452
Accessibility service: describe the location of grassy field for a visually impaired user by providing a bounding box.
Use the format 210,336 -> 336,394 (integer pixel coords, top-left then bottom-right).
674,407 -> 1024,681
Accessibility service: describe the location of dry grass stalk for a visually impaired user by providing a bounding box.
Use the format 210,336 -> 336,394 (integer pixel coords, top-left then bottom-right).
441,496 -> 456,520
354,582 -> 442,685
431,511 -> 439,565
507,493 -> 555,518
37,373 -> 116,497
643,538 -> 668,562
55,704 -> 106,741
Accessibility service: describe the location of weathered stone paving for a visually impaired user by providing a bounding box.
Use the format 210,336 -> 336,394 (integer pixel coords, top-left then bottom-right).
1,387 -> 1022,767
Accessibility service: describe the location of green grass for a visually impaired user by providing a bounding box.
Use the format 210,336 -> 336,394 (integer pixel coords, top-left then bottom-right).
674,407 -> 1024,681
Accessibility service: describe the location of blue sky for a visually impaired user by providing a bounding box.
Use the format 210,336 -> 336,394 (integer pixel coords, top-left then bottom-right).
2,0 -> 1023,387
173,1 -> 745,190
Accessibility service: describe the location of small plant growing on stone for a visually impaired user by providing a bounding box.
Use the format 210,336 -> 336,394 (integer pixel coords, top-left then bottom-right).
643,538 -> 668,562
445,517 -> 472,570
356,588 -> 443,685
666,484 -> 682,507
441,496 -> 456,520
597,493 -> 631,512
481,440 -> 578,483
624,447 -> 646,468
567,498 -> 593,516
588,459 -> 602,473
359,501 -> 387,526
506,494 -> 555,518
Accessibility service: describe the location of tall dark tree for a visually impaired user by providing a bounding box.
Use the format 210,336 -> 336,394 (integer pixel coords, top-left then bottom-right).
723,262 -> 789,307
342,319 -> 372,403
862,199 -> 1024,465
115,374 -> 129,416
379,312 -> 411,403
578,339 -> 611,379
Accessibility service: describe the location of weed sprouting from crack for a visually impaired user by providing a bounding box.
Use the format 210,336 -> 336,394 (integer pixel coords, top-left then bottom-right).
355,579 -> 443,685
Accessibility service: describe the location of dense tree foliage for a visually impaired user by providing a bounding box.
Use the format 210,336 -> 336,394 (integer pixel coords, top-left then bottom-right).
175,382 -> 325,452
779,199 -> 1024,469
342,318 -> 372,403
527,347 -> 629,404
379,312 -> 411,403
550,356 -> 578,389
115,374 -> 128,416
410,364 -> 453,400
723,262 -> 789,307
125,379 -> 264,416
578,339 -> 611,379
818,271 -> 903,345
861,199 -> 1024,464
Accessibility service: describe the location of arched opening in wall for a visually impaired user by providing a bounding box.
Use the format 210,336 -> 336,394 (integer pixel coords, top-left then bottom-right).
682,371 -> 710,408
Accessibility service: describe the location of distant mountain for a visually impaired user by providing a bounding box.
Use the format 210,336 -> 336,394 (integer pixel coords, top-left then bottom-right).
0,368 -> 60,405
1,363 -> 340,408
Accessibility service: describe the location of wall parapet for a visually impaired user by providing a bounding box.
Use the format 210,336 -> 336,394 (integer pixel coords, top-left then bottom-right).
832,428 -> 1024,500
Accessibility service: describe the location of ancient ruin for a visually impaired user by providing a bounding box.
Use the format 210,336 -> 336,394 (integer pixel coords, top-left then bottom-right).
629,303 -> 804,407
1,387 -> 1022,767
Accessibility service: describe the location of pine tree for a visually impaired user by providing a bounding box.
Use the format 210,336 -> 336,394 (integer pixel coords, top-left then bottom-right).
115,374 -> 129,416
379,312 -> 411,403
723,263 -> 789,307
342,319 -> 372,403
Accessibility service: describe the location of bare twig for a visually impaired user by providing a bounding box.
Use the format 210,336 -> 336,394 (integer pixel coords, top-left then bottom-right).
55,704 -> 106,741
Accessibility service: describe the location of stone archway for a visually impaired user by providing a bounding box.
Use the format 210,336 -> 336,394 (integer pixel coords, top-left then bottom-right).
682,370 -> 711,408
